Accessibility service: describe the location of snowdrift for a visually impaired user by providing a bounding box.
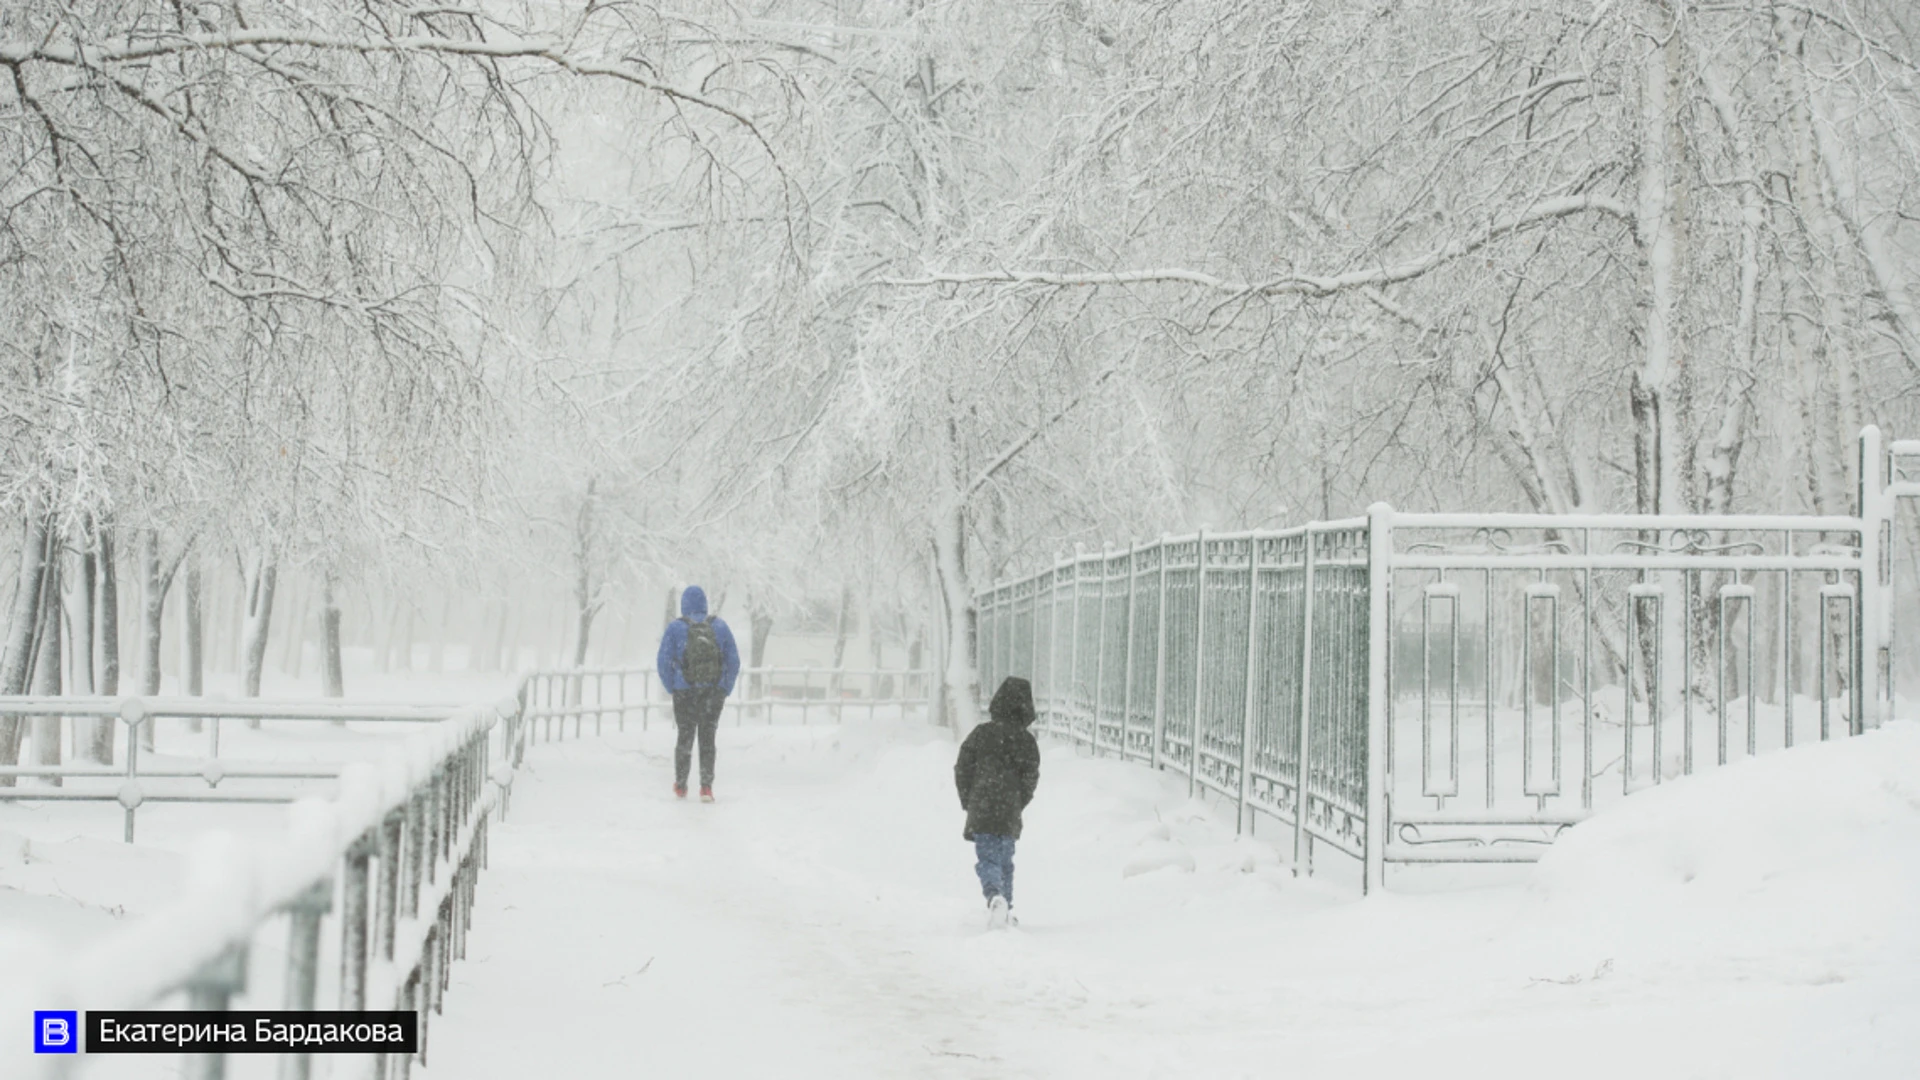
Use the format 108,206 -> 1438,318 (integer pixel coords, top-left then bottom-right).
1525,720 -> 1920,976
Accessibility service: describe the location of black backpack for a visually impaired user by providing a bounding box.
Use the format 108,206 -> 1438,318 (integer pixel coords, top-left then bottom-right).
680,617 -> 722,687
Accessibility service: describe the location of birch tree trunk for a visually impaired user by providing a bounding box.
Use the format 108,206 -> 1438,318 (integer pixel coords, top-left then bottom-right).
138,532 -> 179,749
931,496 -> 981,734
322,573 -> 345,699
242,557 -> 277,703
30,555 -> 63,785
97,521 -> 120,737
830,584 -> 852,701
749,603 -> 773,715
184,558 -> 204,731
0,510 -> 53,776
76,521 -> 115,762
279,577 -> 307,680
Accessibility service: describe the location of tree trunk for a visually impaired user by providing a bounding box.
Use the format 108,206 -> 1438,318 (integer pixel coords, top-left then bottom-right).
749,603 -> 773,714
322,573 -> 345,699
92,521 -> 119,760
377,596 -> 400,674
73,529 -> 95,696
74,521 -> 114,763
931,499 -> 981,734
397,604 -> 415,672
242,557 -> 277,702
30,553 -> 63,786
1633,7 -> 1691,518
141,534 -> 167,696
908,623 -> 926,710
830,584 -> 853,701
868,589 -> 888,700
0,510 -> 53,777
279,576 -> 308,679
428,597 -> 448,673
138,533 -> 170,752
570,479 -> 598,669
1634,9 -> 1693,715
185,557 -> 204,730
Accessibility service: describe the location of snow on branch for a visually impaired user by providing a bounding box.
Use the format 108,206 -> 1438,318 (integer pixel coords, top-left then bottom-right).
880,194 -> 1633,297
0,30 -> 771,154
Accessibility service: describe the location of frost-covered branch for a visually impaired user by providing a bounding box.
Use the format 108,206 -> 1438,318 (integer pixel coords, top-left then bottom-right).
880,194 -> 1633,297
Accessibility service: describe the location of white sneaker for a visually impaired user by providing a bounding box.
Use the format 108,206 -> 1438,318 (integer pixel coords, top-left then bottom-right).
1005,907 -> 1019,929
986,895 -> 1009,930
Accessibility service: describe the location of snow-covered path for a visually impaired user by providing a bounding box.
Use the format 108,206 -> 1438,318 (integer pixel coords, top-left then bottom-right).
420,720 -> 1920,1080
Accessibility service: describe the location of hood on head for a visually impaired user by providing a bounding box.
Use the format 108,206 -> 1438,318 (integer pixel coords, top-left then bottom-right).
988,677 -> 1035,728
680,585 -> 708,619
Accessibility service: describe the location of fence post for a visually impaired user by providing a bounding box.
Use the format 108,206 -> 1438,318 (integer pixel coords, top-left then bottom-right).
1293,530 -> 1318,868
1152,537 -> 1170,772
1191,530 -> 1207,797
280,879 -> 334,1080
379,810 -> 403,962
1237,538 -> 1262,834
340,834 -> 372,1010
985,589 -> 996,697
1032,571 -> 1046,722
1094,546 -> 1111,755
1364,505 -> 1393,895
183,944 -> 248,1080
120,699 -> 146,843
1122,543 -> 1138,758
1858,425 -> 1888,733
1067,544 -> 1084,746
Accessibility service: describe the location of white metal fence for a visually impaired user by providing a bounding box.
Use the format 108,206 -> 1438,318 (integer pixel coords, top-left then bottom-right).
979,426 -> 1910,892
980,523 -> 1376,877
517,664 -> 933,738
16,694 -> 519,1080
0,698 -> 466,842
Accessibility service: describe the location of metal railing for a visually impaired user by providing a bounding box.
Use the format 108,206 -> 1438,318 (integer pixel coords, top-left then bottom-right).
7,663 -> 922,1078
1378,509 -> 1866,868
978,427 -> 1910,892
515,664 -> 932,740
18,692 -> 522,1080
979,522 -> 1378,882
0,698 -> 462,841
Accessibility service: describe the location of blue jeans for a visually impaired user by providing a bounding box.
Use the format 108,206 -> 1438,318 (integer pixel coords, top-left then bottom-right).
973,834 -> 1016,905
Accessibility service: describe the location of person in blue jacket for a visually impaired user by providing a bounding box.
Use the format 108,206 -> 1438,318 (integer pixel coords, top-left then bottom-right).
655,585 -> 741,800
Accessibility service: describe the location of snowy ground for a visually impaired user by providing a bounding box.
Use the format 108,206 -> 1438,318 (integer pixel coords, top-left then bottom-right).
414,717 -> 1920,1080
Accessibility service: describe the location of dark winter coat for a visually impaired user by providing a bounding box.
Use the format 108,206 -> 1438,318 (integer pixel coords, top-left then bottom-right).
954,677 -> 1041,841
655,586 -> 742,694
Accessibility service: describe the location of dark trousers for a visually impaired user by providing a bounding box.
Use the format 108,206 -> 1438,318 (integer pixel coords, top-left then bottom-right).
673,688 -> 725,787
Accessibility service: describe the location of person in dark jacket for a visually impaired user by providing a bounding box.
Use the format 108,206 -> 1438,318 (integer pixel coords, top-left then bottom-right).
655,585 -> 741,801
954,676 -> 1041,927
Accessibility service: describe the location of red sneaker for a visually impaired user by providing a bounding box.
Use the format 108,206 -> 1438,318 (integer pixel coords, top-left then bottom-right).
699,785 -> 715,802
673,784 -> 688,799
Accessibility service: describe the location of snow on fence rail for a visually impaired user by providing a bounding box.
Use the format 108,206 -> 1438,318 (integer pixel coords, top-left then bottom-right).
12,693 -> 525,1080
978,426 -> 1911,892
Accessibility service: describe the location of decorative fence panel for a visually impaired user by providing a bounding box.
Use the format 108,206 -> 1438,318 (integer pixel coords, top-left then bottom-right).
977,427 -> 1911,893
1378,511 -> 1866,869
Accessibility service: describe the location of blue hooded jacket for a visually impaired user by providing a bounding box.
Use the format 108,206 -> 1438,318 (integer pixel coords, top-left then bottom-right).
656,586 -> 741,694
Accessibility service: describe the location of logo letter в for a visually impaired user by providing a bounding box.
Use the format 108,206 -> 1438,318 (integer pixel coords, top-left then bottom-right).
34,1010 -> 79,1053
